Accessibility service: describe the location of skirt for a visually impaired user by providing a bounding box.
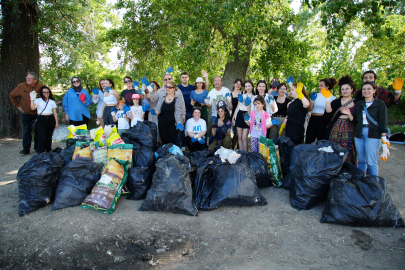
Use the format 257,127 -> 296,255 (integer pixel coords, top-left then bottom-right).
329,118 -> 357,165
235,110 -> 249,129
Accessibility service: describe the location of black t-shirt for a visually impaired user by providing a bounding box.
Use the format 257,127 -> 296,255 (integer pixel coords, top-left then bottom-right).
121,89 -> 137,106
160,99 -> 176,121
287,99 -> 308,125
275,96 -> 292,116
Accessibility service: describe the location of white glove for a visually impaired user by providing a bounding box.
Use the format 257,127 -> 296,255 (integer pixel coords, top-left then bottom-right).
381,143 -> 390,161
193,134 -> 199,139
30,91 -> 37,100
111,111 -> 116,117
266,117 -> 271,126
204,98 -> 210,105
381,136 -> 390,147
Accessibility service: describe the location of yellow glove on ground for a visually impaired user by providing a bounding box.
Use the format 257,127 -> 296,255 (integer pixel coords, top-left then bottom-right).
296,83 -> 304,100
279,124 -> 286,136
392,78 -> 403,92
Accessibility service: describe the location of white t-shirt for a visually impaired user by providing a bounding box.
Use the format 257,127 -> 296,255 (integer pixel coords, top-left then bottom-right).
116,111 -> 130,130
34,98 -> 57,114
130,105 -> 143,127
362,101 -> 373,125
312,94 -> 336,114
207,87 -> 231,117
186,118 -> 207,136
251,94 -> 278,115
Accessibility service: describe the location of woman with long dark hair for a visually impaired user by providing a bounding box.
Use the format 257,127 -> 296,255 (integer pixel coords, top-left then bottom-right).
326,75 -> 357,165
208,105 -> 232,152
30,86 -> 58,153
230,79 -> 243,149
269,83 -> 291,139
101,79 -> 119,126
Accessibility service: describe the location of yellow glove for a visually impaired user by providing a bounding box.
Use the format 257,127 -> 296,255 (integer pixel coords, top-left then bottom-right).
392,78 -> 403,93
381,143 -> 390,161
279,124 -> 286,136
320,88 -> 331,101
296,83 -> 304,100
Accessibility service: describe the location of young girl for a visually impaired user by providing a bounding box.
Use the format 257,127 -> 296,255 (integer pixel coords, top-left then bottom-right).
129,94 -> 144,127
233,80 -> 255,151
112,100 -> 130,135
245,95 -> 272,153
251,80 -> 278,116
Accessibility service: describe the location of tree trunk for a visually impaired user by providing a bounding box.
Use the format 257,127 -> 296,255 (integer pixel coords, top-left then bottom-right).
222,36 -> 253,90
0,0 -> 40,138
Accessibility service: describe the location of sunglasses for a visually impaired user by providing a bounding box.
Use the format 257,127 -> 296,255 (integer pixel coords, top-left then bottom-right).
124,80 -> 132,83
166,86 -> 174,89
72,80 -> 80,83
164,78 -> 172,81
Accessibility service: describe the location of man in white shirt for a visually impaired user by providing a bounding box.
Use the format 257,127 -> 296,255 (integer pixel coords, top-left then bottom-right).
205,76 -> 232,118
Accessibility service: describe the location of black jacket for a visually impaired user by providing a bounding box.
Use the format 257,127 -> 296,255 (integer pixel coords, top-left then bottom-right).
352,99 -> 388,139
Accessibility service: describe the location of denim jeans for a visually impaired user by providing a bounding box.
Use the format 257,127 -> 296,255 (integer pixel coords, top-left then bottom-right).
354,127 -> 381,176
22,113 -> 38,152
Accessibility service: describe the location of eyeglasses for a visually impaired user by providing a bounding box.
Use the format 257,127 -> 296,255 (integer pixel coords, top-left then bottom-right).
164,78 -> 172,81
42,91 -> 50,94
166,86 -> 174,89
26,77 -> 34,80
124,80 -> 132,83
72,80 -> 80,83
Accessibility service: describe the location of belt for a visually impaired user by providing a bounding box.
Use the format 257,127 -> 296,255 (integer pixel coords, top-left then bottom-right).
273,114 -> 286,118
362,124 -> 369,127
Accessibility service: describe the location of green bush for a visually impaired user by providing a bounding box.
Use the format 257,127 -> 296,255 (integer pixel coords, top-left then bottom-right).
388,125 -> 405,134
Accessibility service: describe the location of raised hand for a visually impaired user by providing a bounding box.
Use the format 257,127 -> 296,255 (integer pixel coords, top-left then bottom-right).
245,96 -> 251,106
272,118 -> 281,125
201,70 -> 208,77
92,87 -> 99,95
296,83 -> 304,100
238,93 -> 244,103
142,103 -> 150,112
320,88 -> 331,101
310,92 -> 317,101
287,75 -> 294,86
30,91 -> 37,100
133,81 -> 139,90
106,87 -> 111,93
123,104 -> 131,113
166,67 -> 174,74
392,78 -> 403,93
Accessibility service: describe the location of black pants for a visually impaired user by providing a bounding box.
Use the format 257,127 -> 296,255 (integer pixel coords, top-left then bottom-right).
305,115 -> 329,144
158,114 -> 178,145
36,115 -> 56,153
69,114 -> 89,126
22,113 -> 38,152
184,136 -> 207,151
103,106 -> 116,126
286,121 -> 305,145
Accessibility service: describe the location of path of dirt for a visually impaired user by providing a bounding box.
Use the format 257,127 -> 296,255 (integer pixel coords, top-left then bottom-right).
0,138 -> 404,269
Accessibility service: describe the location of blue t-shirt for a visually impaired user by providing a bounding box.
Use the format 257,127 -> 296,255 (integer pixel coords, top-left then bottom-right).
190,90 -> 209,106
211,117 -> 231,140
177,84 -> 195,115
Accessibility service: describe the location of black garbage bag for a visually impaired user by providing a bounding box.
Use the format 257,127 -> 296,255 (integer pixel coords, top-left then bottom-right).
184,150 -> 213,182
321,163 -> 405,227
17,152 -> 64,216
132,147 -> 155,169
122,133 -> 142,150
139,154 -> 198,216
273,136 -> 296,176
52,158 -> 103,210
193,156 -> 221,209
126,167 -> 153,200
282,144 -> 312,189
238,151 -> 271,188
290,140 -> 348,210
389,132 -> 405,142
127,121 -> 158,151
200,158 -> 267,211
62,138 -> 88,166
154,143 -> 175,161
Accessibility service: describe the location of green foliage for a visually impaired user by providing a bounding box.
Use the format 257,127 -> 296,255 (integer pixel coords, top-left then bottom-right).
388,125 -> 405,133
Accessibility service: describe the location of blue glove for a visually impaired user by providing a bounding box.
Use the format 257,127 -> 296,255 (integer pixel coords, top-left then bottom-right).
272,118 -> 281,125
169,145 -> 183,156
176,123 -> 184,131
106,87 -> 111,93
141,77 -> 148,84
243,113 -> 251,121
123,104 -> 131,113
150,108 -> 157,115
225,93 -> 231,98
238,93 -> 244,103
142,103 -> 150,112
266,95 -> 274,103
191,137 -> 197,143
166,67 -> 174,73
92,87 -> 99,95
111,107 -> 117,114
245,96 -> 251,106
287,75 -> 294,84
133,81 -> 139,89
198,137 -> 206,144
270,91 -> 278,97
272,81 -> 279,89
310,92 -> 317,101
285,92 -> 289,97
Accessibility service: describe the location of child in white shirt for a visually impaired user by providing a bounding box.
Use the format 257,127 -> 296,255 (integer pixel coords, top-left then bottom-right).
129,94 -> 144,127
112,100 -> 130,135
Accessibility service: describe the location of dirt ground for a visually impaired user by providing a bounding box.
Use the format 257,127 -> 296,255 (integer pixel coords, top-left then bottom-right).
0,138 -> 404,270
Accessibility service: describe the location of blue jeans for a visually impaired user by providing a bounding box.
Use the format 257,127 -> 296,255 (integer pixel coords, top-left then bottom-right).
354,127 -> 381,176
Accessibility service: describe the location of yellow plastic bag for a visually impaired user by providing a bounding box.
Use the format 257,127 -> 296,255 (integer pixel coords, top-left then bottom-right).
106,132 -> 124,146
67,124 -> 87,139
94,126 -> 107,147
104,125 -> 117,139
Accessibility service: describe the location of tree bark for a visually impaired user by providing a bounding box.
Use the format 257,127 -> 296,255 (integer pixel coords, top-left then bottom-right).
0,0 -> 40,138
222,36 -> 253,90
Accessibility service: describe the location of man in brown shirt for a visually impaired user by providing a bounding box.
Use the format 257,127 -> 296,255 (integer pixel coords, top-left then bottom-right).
9,72 -> 44,154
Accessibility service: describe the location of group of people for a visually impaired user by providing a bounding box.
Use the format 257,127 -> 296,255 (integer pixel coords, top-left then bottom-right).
9,70 -> 403,177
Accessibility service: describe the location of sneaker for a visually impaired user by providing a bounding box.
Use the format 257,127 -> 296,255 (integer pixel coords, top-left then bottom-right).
19,149 -> 30,155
